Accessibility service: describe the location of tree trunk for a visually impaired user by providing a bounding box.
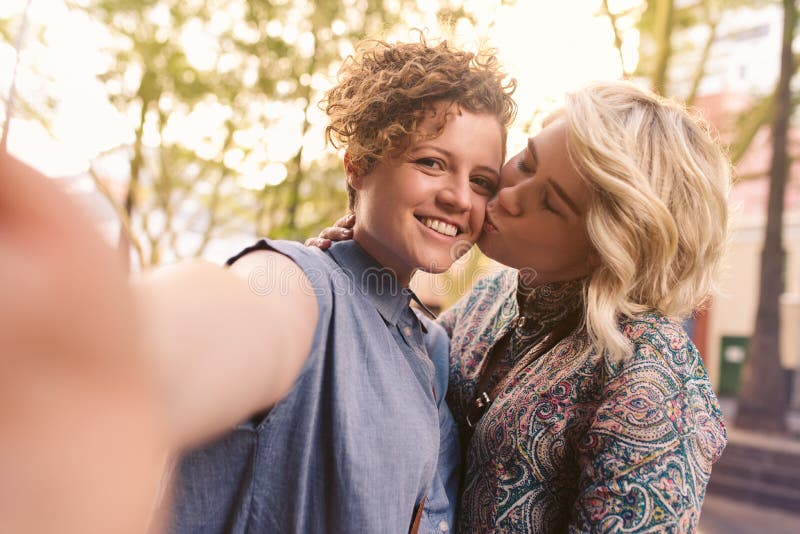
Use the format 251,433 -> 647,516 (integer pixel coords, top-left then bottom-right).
652,0 -> 675,96
285,41 -> 319,238
117,97 -> 149,270
601,0 -> 627,77
735,0 -> 796,433
686,1 -> 720,107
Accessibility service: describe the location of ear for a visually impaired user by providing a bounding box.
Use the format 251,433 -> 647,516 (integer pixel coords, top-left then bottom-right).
344,151 -> 365,191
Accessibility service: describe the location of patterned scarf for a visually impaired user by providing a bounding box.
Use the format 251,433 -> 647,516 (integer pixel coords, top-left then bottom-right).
508,276 -> 586,365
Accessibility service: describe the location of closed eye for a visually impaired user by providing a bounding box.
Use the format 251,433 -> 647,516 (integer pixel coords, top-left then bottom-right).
518,158 -> 537,174
516,146 -> 537,174
541,190 -> 558,214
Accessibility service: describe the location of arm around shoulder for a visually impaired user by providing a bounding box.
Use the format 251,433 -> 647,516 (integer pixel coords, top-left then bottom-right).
136,250 -> 318,449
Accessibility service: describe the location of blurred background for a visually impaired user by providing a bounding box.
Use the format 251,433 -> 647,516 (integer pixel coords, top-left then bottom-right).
1,0 -> 798,531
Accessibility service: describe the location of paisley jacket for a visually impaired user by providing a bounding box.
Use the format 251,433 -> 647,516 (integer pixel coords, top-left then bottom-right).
440,269 -> 726,533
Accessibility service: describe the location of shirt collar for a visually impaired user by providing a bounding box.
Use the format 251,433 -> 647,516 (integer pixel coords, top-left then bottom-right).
327,240 -> 417,326
513,274 -> 585,336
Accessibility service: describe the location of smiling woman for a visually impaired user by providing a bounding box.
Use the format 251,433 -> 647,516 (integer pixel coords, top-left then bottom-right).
348,102 -> 504,283
163,36 -> 516,534
310,79 -> 731,533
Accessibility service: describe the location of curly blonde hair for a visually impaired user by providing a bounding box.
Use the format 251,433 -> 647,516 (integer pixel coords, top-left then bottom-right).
322,36 -> 517,209
563,81 -> 731,361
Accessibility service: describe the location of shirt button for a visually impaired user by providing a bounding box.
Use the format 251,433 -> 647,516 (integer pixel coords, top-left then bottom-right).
438,520 -> 449,532
403,326 -> 413,337
517,316 -> 526,328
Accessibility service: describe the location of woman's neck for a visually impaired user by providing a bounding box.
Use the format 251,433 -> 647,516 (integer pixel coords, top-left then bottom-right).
515,275 -> 586,327
351,232 -> 414,287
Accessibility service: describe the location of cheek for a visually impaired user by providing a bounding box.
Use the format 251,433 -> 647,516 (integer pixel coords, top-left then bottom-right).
471,195 -> 488,222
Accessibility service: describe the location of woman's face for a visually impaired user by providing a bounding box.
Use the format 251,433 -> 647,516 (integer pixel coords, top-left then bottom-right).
351,103 -> 504,284
478,119 -> 596,285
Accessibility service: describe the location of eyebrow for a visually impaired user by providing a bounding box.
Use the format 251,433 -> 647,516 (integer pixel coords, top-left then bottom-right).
546,177 -> 581,215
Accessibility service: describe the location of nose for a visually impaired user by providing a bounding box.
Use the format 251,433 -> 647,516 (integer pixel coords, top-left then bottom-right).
437,174 -> 472,213
499,158 -> 525,188
494,185 -> 521,217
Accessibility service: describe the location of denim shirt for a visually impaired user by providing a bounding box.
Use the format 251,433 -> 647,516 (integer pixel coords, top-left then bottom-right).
168,240 -> 459,533
420,315 -> 460,534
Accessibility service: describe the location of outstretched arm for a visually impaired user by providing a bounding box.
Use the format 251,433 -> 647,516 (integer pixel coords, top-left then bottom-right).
0,155 -> 165,534
137,249 -> 318,449
0,155 -> 317,533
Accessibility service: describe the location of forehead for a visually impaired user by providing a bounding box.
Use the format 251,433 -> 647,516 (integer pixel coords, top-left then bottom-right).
411,105 -> 504,155
532,120 -> 590,209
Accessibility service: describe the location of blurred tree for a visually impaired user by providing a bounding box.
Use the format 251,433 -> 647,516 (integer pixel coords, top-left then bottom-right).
603,1 -> 799,428
0,1 -> 54,153
647,0 -> 674,96
602,0 -> 725,102
630,0 -> 796,166
67,0 -> 426,267
4,0 -> 515,270
735,0 -> 797,433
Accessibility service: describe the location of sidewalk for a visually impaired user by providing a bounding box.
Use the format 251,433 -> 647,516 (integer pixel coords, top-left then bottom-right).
699,493 -> 800,534
703,398 -> 800,528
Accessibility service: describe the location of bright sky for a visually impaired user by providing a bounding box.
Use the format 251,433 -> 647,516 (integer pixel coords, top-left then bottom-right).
0,0 -> 641,178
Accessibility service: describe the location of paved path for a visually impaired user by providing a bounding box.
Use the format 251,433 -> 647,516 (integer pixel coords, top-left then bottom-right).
699,493 -> 800,534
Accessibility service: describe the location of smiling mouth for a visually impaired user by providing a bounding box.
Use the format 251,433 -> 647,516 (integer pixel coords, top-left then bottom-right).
415,216 -> 461,238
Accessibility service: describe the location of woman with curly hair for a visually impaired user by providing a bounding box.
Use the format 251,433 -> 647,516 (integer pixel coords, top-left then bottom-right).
315,81 -> 730,532
153,38 -> 516,534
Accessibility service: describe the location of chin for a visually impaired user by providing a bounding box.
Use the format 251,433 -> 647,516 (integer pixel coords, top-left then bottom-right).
412,249 -> 454,273
417,257 -> 452,274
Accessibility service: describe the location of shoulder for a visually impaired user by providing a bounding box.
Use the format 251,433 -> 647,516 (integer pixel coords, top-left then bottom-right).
228,238 -> 336,274
471,267 -> 517,297
604,312 -> 714,395
600,312 -> 726,460
614,313 -> 706,381
227,238 -> 341,303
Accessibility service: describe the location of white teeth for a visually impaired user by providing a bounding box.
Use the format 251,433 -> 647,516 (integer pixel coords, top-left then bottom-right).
422,217 -> 458,237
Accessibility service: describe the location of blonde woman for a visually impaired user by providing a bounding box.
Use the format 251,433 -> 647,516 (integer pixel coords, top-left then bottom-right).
315,81 -> 729,532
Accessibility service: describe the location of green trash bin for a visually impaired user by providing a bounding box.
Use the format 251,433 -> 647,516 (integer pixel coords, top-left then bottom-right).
719,335 -> 749,396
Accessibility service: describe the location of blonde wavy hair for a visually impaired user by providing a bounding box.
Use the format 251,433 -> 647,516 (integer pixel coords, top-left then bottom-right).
563,81 -> 731,362
322,36 -> 517,209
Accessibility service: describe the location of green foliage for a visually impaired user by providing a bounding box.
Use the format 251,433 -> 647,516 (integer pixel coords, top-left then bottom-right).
65,0 -> 431,265
5,0 -> 505,267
